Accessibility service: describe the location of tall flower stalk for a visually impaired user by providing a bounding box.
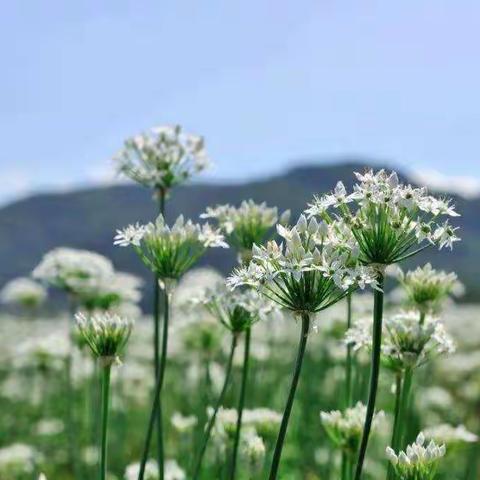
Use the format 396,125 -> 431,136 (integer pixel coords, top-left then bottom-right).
114,214 -> 227,480
202,199 -> 287,480
229,214 -> 375,479
114,124 -> 211,478
307,169 -> 460,479
75,312 -> 133,480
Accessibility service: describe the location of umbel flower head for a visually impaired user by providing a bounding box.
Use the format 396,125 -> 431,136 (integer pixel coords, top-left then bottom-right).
0,277 -> 47,309
345,311 -> 455,371
114,215 -> 227,287
306,169 -> 460,271
114,124 -> 210,192
320,402 -> 385,457
33,247 -> 114,295
228,214 -> 376,315
201,200 -> 290,263
75,312 -> 133,366
192,282 -> 274,333
422,424 -> 478,449
396,263 -> 463,314
386,433 -> 446,480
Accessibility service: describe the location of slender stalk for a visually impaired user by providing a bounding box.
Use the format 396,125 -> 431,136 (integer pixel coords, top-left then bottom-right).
345,292 -> 353,408
354,273 -> 385,480
268,313 -> 310,480
99,364 -> 112,480
387,373 -> 403,480
192,334 -> 238,480
395,367 -> 413,449
138,289 -> 170,480
154,188 -> 166,479
230,327 -> 251,480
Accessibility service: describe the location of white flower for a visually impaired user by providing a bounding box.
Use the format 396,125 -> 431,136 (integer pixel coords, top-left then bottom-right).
423,424 -> 478,446
171,412 -> 198,433
114,215 -> 227,281
114,223 -> 147,247
0,277 -> 47,308
115,124 -> 211,190
0,443 -> 41,477
386,434 -> 446,479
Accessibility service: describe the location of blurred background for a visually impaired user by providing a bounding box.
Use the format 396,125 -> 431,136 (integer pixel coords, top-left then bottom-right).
0,2 -> 479,480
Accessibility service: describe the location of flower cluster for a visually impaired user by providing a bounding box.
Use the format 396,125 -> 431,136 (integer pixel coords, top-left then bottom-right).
228,215 -> 376,314
33,248 -> 114,295
320,402 -> 385,456
241,429 -> 266,469
191,282 -> 274,333
386,433 -> 446,480
396,263 -> 463,313
0,443 -> 41,479
0,278 -> 47,309
124,459 -> 185,480
423,424 -> 478,448
306,169 -> 460,268
114,215 -> 227,285
75,312 -> 133,366
201,200 -> 289,262
346,311 -> 455,371
171,412 -> 198,434
115,124 -> 210,191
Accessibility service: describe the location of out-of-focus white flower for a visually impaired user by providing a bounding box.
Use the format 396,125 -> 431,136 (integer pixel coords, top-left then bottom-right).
201,200 -> 287,263
33,247 -> 114,295
241,428 -> 266,469
0,277 -> 47,309
386,433 -> 446,479
114,124 -> 211,191
395,263 -> 464,313
321,402 -> 385,455
75,312 -> 133,365
307,169 -> 460,269
171,412 -> 198,433
114,215 -> 227,285
124,458 -> 185,480
0,443 -> 41,478
228,215 -> 376,315
345,310 -> 455,371
35,418 -> 64,436
423,424 -> 478,447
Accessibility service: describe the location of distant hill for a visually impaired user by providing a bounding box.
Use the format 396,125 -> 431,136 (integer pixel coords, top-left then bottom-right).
1,160 -> 478,310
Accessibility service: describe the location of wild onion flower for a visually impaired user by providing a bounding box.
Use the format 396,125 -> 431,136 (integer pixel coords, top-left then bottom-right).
321,402 -> 385,457
33,247 -> 114,299
75,312 -> 133,480
396,264 -> 463,314
307,170 -> 460,480
422,424 -> 478,448
346,311 -> 455,372
115,214 -> 227,289
171,413 -> 198,434
201,200 -> 289,263
229,215 -> 375,480
114,124 -> 210,193
386,433 -> 446,480
0,443 -> 42,479
241,429 -> 266,471
124,459 -> 186,480
0,277 -> 47,310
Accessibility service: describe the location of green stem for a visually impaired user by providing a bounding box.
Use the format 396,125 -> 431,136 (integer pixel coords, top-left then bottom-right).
345,293 -> 353,408
192,334 -> 238,480
396,367 -> 413,450
387,372 -> 403,480
230,327 -> 251,480
354,273 -> 385,480
138,289 -> 170,480
99,364 -> 112,480
268,313 -> 310,480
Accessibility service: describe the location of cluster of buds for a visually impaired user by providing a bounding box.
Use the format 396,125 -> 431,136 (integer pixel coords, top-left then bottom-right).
306,170 -> 460,269
386,433 -> 446,480
228,214 -> 376,315
201,200 -> 289,263
0,277 -> 47,309
115,124 -> 210,192
320,402 -> 385,456
345,311 -> 455,371
75,312 -> 133,367
114,215 -> 227,288
396,263 -> 463,314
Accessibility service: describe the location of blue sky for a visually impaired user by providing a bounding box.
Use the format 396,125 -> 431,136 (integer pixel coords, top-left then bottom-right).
2,1 -> 480,204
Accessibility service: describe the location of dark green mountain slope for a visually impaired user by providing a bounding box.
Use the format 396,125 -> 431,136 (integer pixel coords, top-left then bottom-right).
0,161 -> 478,309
